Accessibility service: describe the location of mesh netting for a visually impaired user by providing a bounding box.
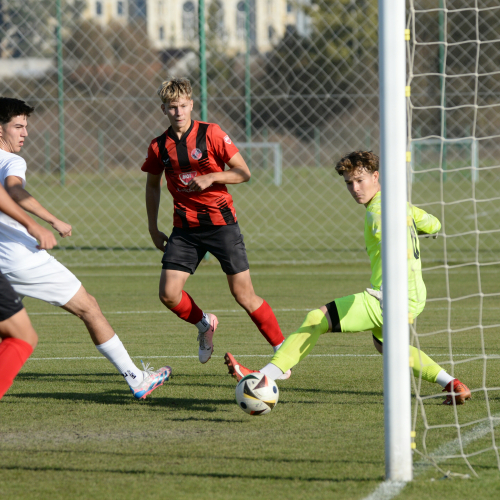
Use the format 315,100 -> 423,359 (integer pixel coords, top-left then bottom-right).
409,0 -> 500,477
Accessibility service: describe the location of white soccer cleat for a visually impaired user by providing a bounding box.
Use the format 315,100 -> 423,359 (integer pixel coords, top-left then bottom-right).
130,362 -> 172,400
198,313 -> 218,363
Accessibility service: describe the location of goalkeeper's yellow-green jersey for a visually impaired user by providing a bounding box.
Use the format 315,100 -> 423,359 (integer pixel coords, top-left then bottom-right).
364,191 -> 441,315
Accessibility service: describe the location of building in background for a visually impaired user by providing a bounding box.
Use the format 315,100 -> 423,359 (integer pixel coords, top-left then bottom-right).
83,0 -> 309,53
83,0 -> 129,26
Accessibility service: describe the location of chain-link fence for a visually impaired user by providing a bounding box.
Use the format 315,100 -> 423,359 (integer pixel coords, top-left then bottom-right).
1,1 -> 498,267
0,0 -> 378,266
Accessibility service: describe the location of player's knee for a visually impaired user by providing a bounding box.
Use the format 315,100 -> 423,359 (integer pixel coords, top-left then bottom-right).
159,289 -> 179,309
25,327 -> 38,349
302,309 -> 327,328
75,291 -> 102,320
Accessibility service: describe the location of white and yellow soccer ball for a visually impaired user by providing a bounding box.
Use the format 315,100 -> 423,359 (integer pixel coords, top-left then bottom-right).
235,372 -> 279,416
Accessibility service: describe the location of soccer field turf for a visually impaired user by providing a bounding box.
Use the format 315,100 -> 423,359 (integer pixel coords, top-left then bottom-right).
0,263 -> 499,500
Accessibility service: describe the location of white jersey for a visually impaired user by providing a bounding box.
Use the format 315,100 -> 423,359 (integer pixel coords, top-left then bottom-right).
0,149 -> 51,273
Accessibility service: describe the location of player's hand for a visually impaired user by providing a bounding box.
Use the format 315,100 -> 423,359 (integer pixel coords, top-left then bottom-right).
149,229 -> 169,252
27,223 -> 57,250
188,174 -> 214,192
366,285 -> 383,312
52,219 -> 72,238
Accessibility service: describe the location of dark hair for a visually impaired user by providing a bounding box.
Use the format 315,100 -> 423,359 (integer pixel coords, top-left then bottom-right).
0,97 -> 35,125
335,150 -> 379,176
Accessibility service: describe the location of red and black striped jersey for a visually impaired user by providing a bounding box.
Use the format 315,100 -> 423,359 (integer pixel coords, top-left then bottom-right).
141,120 -> 239,228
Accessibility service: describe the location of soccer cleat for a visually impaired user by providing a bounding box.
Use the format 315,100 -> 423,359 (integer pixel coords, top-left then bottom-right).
224,352 -> 258,382
442,378 -> 471,405
198,313 -> 218,364
130,362 -> 172,400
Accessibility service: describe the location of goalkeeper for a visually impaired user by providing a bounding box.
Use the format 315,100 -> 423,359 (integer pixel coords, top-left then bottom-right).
225,151 -> 471,405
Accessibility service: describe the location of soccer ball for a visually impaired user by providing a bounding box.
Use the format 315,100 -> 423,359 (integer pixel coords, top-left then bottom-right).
235,372 -> 279,416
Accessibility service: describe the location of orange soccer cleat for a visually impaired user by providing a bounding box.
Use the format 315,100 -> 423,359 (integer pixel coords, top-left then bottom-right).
442,379 -> 471,405
224,352 -> 258,382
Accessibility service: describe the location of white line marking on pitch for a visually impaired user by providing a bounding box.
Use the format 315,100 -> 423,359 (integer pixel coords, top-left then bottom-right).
26,307 -> 314,317
25,306 -> 500,317
362,414 -> 500,500
27,353 -> 480,361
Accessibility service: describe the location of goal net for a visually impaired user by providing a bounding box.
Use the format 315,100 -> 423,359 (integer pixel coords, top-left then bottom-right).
408,0 -> 500,477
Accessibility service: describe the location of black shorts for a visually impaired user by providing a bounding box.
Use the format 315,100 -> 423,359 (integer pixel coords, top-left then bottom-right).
162,223 -> 250,275
0,272 -> 24,322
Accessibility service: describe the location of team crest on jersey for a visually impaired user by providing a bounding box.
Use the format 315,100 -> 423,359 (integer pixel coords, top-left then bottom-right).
223,135 -> 232,144
179,171 -> 198,185
191,148 -> 203,160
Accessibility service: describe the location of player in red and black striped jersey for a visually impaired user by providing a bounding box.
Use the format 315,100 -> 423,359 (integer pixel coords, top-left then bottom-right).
142,78 -> 289,377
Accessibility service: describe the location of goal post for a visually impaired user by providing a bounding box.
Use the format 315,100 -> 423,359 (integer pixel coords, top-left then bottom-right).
379,0 -> 413,481
235,142 -> 282,187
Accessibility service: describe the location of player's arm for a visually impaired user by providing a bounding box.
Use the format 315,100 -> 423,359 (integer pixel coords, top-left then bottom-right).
0,183 -> 56,249
4,175 -> 72,238
145,172 -> 169,251
412,205 -> 441,236
188,152 -> 251,192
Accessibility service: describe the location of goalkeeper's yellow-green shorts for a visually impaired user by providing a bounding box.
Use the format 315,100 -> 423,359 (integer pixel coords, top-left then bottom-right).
335,291 -> 425,343
335,291 -> 384,342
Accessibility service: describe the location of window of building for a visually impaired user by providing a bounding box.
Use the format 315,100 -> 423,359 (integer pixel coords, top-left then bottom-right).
159,26 -> 164,40
210,0 -> 225,38
236,1 -> 246,40
158,0 -> 163,17
182,1 -> 196,41
96,1 -> 103,16
287,2 -> 293,13
268,25 -> 275,41
117,1 -> 124,15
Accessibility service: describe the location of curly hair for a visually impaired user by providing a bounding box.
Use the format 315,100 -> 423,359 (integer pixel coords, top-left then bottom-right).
0,97 -> 35,125
157,78 -> 192,104
335,151 -> 379,176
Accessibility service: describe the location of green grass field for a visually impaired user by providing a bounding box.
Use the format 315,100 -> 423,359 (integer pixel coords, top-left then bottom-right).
1,262 -> 499,499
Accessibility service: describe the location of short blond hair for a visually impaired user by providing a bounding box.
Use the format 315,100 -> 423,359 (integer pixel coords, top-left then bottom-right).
157,78 -> 192,103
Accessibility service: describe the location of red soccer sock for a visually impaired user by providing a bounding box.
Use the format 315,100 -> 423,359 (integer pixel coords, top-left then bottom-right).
249,300 -> 285,347
0,338 -> 34,400
170,290 -> 204,324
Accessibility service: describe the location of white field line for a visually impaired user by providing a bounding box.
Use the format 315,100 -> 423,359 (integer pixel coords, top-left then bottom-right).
75,270 -> 370,278
27,353 -> 480,362
27,307 -> 314,316
363,415 -> 500,500
25,306 -> 500,317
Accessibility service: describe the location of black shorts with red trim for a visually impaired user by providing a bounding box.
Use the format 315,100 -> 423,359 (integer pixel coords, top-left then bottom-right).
0,272 -> 24,322
162,223 -> 250,275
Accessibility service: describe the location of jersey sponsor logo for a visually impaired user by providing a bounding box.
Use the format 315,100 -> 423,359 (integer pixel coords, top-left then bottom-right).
179,171 -> 198,185
223,135 -> 232,144
191,148 -> 203,160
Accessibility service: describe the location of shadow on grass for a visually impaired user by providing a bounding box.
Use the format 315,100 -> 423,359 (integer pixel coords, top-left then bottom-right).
1,447 -> 384,467
0,464 -> 383,483
7,391 -> 236,411
16,372 -> 118,380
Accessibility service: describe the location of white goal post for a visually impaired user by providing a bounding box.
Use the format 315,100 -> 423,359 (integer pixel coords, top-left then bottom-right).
379,0 -> 413,482
235,142 -> 282,186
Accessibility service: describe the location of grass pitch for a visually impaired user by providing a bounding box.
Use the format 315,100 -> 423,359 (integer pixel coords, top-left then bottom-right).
0,263 -> 499,500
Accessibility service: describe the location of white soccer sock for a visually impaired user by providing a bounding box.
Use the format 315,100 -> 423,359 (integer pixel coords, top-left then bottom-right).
273,341 -> 284,353
95,334 -> 144,388
196,312 -> 210,333
436,369 -> 455,388
260,363 -> 284,381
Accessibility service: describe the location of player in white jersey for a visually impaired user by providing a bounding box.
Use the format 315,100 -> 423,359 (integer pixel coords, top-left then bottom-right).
0,97 -> 171,400
0,181 -> 56,400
